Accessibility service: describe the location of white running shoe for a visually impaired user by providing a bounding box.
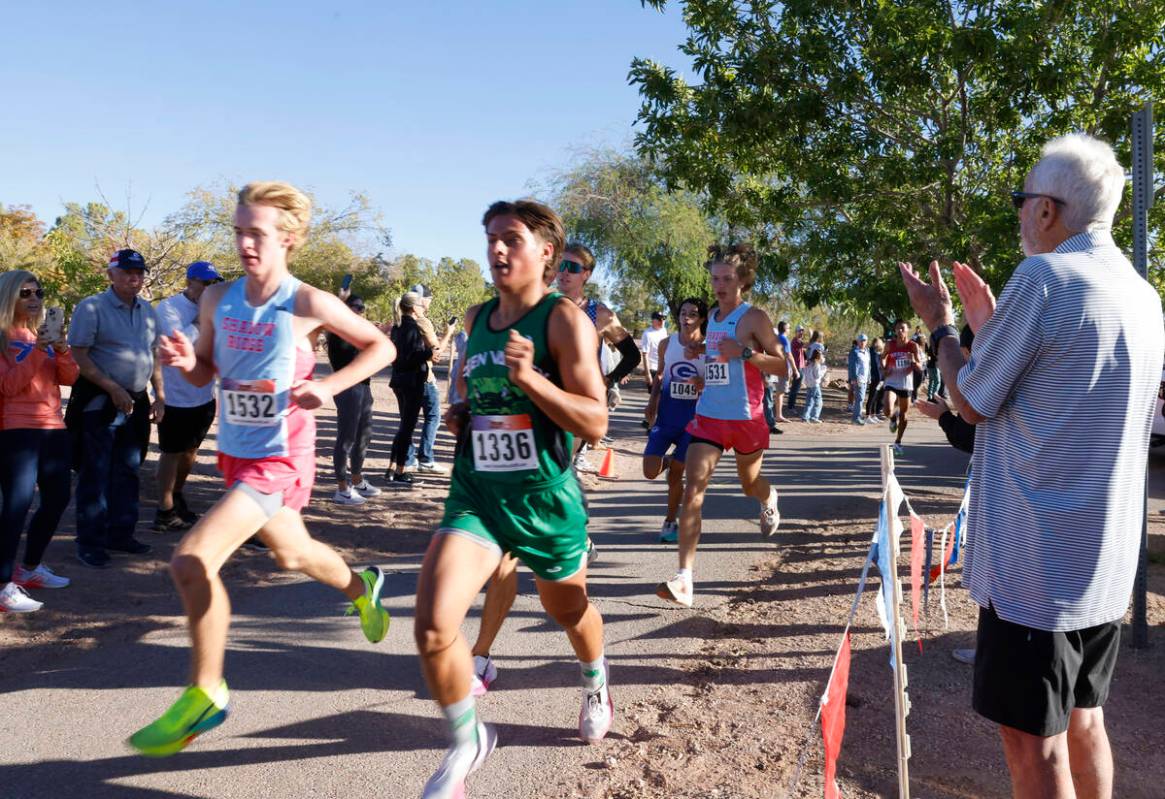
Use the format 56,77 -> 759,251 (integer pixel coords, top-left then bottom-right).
951,647 -> 976,665
573,452 -> 598,474
579,679 -> 614,744
14,563 -> 70,589
332,488 -> 367,506
655,573 -> 693,607
422,722 -> 497,799
0,582 -> 43,613
418,461 -> 449,475
352,479 -> 382,498
760,496 -> 781,538
470,655 -> 497,697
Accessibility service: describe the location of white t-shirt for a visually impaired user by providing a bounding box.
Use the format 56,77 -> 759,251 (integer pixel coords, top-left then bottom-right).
156,292 -> 215,408
641,326 -> 668,371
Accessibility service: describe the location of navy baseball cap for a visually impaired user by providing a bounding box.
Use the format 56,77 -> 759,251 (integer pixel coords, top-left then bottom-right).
109,249 -> 147,271
651,311 -> 666,321
186,261 -> 223,283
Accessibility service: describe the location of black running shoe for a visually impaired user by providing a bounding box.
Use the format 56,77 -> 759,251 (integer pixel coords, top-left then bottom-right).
154,507 -> 191,533
174,493 -> 199,525
389,472 -> 418,489
107,538 -> 152,555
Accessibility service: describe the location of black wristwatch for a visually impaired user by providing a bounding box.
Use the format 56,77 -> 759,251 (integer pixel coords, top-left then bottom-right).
930,324 -> 959,353
740,346 -> 755,361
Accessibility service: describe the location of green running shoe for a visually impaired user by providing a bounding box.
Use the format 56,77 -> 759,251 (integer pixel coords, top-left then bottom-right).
128,680 -> 229,757
347,565 -> 390,643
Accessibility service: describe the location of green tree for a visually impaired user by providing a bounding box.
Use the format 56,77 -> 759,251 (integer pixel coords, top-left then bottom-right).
547,148 -> 715,322
632,0 -> 1165,324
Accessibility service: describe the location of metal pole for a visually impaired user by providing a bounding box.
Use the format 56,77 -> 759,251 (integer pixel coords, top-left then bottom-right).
1131,101 -> 1153,650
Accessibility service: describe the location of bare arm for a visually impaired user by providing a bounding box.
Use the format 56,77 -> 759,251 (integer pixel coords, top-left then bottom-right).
718,309 -> 788,376
508,299 -> 607,444
298,286 -> 394,399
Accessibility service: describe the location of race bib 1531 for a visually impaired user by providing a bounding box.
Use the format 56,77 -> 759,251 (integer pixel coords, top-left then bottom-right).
704,357 -> 730,386
472,414 -> 538,472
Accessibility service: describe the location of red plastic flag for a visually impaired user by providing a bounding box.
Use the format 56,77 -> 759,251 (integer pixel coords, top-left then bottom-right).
910,513 -> 925,649
928,525 -> 955,584
821,631 -> 852,799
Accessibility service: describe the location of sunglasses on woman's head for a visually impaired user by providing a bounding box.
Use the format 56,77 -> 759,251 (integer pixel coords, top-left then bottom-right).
20,288 -> 45,299
558,261 -> 585,274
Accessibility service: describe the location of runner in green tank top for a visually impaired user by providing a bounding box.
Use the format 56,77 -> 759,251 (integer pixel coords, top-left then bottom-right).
414,200 -> 614,799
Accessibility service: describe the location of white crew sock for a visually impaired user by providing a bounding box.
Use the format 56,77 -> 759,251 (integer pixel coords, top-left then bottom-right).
678,567 -> 693,585
442,694 -> 478,746
580,655 -> 606,692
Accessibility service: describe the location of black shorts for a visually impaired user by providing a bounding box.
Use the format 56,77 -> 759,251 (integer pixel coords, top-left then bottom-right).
158,400 -> 216,454
972,604 -> 1120,737
885,387 -> 911,399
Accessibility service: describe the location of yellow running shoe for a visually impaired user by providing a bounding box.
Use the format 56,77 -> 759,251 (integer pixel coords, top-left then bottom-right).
347,565 -> 390,643
128,680 -> 229,757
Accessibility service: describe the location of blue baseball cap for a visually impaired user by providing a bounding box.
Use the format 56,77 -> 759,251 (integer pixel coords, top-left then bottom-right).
186,261 -> 223,283
109,249 -> 148,271
858,333 -> 868,341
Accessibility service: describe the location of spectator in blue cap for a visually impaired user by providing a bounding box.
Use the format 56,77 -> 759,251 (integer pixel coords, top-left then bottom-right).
153,261 -> 223,531
65,248 -> 163,568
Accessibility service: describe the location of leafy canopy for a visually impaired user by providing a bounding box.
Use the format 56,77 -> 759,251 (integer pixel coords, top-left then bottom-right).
632,0 -> 1165,322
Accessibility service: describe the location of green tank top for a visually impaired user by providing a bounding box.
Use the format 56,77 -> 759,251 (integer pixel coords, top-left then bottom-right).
455,291 -> 573,486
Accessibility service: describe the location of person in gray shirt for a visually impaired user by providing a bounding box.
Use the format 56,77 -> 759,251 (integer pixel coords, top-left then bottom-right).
900,134 -> 1163,799
66,249 -> 164,568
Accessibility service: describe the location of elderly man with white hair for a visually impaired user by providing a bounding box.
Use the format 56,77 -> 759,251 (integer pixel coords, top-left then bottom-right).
900,133 -> 1163,799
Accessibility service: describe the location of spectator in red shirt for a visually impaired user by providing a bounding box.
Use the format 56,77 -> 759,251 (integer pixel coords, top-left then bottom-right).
0,270 -> 79,613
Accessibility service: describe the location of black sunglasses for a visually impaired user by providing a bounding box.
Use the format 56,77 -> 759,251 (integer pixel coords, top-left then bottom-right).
558,261 -> 586,274
1011,191 -> 1065,210
20,288 -> 45,299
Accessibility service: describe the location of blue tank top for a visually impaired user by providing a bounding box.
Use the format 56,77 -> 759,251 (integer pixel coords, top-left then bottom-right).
697,302 -> 756,421
657,332 -> 702,428
214,276 -> 308,458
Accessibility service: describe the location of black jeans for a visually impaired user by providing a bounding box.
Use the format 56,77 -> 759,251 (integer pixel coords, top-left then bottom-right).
75,402 -> 149,552
866,380 -> 884,418
333,383 -> 373,482
390,384 -> 425,468
0,429 -> 72,583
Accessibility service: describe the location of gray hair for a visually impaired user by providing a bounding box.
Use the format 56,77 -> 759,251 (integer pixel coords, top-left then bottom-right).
1027,134 -> 1125,233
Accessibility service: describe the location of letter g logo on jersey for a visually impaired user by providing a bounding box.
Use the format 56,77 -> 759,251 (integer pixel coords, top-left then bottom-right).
671,362 -> 699,381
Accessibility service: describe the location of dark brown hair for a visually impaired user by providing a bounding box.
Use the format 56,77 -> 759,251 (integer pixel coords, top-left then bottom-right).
705,243 -> 758,292
482,199 -> 566,284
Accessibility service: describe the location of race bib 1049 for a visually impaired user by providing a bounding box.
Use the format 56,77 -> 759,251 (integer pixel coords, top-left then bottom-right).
222,378 -> 279,427
704,357 -> 730,386
669,380 -> 700,399
472,414 -> 538,472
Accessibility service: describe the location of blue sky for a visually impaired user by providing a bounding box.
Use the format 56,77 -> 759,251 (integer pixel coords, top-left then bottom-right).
1,1 -> 690,266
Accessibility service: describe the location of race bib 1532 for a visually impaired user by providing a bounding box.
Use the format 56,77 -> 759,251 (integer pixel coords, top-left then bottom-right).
222,378 -> 279,427
472,414 -> 538,472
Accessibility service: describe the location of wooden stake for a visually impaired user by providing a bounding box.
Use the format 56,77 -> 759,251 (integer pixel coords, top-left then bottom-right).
881,444 -> 912,799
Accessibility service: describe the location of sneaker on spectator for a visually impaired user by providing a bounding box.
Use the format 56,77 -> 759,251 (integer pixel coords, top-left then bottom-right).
173,493 -> 199,525
333,488 -> 367,506
14,563 -> 70,589
107,538 -> 152,555
352,479 -> 381,498
154,507 -> 191,532
77,548 -> 111,569
0,582 -> 43,613
417,461 -> 448,475
389,472 -> 419,489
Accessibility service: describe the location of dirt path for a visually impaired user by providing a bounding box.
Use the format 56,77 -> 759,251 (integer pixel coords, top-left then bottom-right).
1,369 -> 1162,798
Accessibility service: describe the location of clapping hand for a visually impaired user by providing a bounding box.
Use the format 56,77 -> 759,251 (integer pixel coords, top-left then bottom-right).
898,260 -> 955,331
951,261 -> 996,333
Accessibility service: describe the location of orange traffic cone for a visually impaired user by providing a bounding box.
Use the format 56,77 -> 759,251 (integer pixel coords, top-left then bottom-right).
598,447 -> 617,479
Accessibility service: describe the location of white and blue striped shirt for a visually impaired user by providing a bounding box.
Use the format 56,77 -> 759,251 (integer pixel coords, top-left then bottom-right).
960,231 -> 1164,632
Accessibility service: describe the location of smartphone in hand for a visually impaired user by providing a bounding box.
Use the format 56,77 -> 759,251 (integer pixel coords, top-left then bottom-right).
38,307 -> 65,342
